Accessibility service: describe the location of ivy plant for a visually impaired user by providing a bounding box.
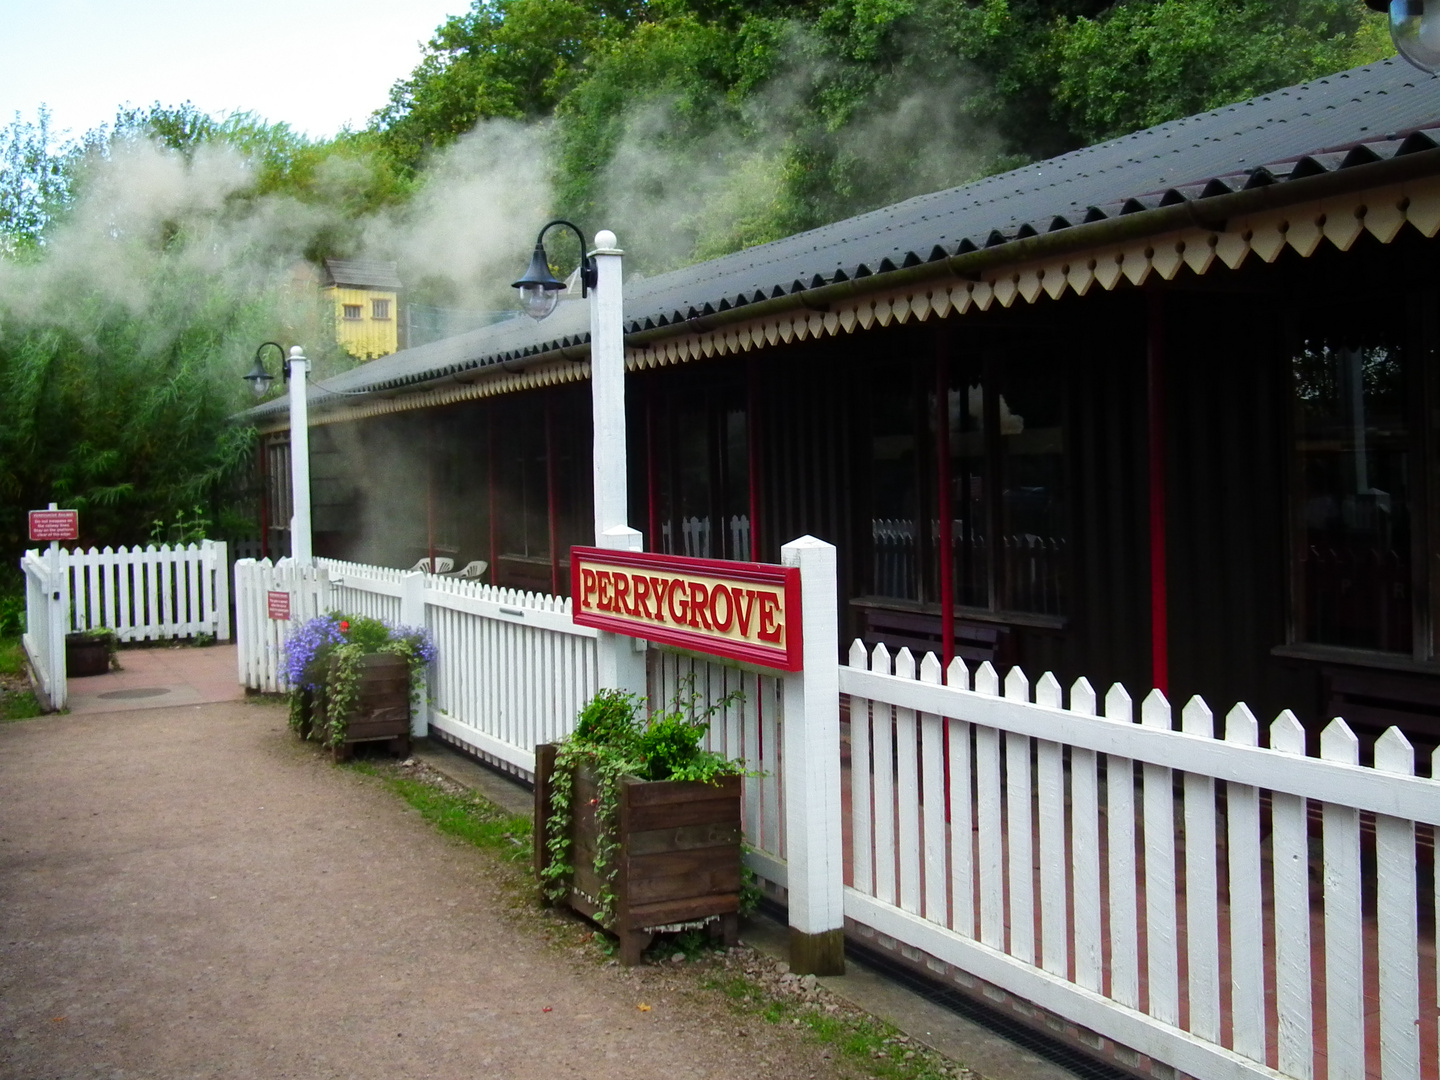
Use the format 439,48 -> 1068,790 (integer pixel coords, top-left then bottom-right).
541,681 -> 750,927
282,612 -> 435,748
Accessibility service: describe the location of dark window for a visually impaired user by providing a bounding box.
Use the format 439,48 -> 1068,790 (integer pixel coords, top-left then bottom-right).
372,298 -> 391,320
864,342 -> 1068,618
650,379 -> 750,561
1291,333 -> 1414,653
342,304 -> 362,320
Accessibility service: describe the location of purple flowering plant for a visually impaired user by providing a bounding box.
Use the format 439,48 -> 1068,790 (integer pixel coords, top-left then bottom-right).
283,612 -> 437,745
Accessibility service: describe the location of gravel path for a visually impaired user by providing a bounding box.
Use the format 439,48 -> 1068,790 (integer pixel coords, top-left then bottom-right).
0,700 -> 865,1080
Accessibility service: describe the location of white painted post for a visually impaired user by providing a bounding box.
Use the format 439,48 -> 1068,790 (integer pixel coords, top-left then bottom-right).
211,540 -> 231,641
400,569 -> 428,737
589,231 -> 626,544
287,347 -> 313,565
46,502 -> 68,710
596,525 -> 646,696
780,535 -> 845,975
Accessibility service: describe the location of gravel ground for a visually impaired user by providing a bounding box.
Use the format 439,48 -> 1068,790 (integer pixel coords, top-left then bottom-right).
0,699 -> 969,1080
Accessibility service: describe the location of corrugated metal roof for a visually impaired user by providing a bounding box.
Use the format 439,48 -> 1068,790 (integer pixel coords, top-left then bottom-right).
322,259 -> 403,290
249,59 -> 1440,422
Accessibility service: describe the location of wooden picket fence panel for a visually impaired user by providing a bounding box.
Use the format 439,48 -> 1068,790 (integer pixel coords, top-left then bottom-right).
648,648 -> 787,887
423,573 -> 597,778
35,541 -> 230,643
840,641 -> 1440,1080
21,548 -> 68,710
233,558 -> 334,693
233,556 -> 598,779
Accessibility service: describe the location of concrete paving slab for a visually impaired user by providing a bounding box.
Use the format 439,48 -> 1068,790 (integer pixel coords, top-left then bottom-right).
64,643 -> 241,715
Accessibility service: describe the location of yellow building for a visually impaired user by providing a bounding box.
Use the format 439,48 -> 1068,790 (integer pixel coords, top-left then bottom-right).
321,259 -> 401,359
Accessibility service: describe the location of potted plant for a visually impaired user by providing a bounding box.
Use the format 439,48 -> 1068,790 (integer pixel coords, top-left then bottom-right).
65,628 -> 118,677
282,614 -> 435,761
535,686 -> 749,965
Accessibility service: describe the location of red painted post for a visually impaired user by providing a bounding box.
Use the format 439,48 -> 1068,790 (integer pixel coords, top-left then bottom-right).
935,337 -> 955,675
426,423 -> 437,574
646,388 -> 659,555
1147,292 -> 1169,694
488,413 -> 498,583
258,438 -> 270,559
747,357 -> 761,561
546,398 -> 559,596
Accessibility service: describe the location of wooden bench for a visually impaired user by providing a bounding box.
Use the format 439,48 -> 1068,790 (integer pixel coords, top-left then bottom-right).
1322,667 -> 1440,766
856,606 -> 1016,674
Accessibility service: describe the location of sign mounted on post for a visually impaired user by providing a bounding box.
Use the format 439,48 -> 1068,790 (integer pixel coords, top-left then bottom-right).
28,509 -> 78,543
571,547 -> 802,671
267,591 -> 291,621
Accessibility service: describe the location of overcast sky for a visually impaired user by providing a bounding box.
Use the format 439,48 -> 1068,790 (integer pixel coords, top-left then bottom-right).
1,0 -> 466,142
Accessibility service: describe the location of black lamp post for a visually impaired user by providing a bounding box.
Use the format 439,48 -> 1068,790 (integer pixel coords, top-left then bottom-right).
511,220 -> 598,321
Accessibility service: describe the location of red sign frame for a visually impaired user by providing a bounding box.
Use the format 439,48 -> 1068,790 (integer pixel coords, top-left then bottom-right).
571,547 -> 802,671
267,591 -> 291,620
28,509 -> 78,542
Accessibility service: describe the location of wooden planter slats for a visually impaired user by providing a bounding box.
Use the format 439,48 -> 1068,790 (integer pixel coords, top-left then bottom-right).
65,634 -> 110,677
313,652 -> 411,761
535,743 -> 743,965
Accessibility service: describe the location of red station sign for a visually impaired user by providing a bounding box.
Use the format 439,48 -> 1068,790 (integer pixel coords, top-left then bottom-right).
267,591 -> 292,620
28,509 -> 78,542
571,547 -> 802,671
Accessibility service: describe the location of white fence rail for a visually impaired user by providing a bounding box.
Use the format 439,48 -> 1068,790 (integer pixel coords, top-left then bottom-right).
840,641 -> 1440,1080
21,548 -> 68,710
39,541 -> 231,643
234,557 -> 598,778
649,649 -> 788,884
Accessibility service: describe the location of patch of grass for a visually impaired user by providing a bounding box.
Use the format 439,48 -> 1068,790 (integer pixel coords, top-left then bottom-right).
0,635 -> 25,677
1,689 -> 43,723
346,760 -> 532,861
704,970 -> 959,1080
0,635 -> 43,722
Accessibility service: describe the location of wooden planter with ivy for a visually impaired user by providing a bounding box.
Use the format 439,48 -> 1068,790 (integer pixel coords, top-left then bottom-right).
313,652 -> 411,762
534,743 -> 742,965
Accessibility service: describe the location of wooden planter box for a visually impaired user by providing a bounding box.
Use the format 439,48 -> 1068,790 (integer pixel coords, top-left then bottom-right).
534,743 -> 742,965
65,633 -> 111,677
313,652 -> 412,762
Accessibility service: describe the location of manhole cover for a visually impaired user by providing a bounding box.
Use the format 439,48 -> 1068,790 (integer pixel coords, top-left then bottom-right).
96,687 -> 172,700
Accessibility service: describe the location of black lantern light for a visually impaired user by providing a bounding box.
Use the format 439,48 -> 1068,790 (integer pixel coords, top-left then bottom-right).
1367,0 -> 1440,73
512,220 -> 597,321
242,341 -> 289,398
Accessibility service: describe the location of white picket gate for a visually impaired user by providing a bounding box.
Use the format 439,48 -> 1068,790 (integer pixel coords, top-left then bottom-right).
233,557 -> 598,778
20,547 -> 69,710
42,541 -> 231,642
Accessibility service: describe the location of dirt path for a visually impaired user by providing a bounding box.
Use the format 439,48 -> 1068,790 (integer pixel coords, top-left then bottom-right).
0,700 -> 862,1080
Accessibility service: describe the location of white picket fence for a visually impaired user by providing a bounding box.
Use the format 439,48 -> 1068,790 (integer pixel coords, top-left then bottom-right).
233,557 -> 598,777
663,626 -> 1440,1080
233,540 -> 1440,1080
20,547 -> 69,710
649,649 -> 788,883
37,541 -> 232,643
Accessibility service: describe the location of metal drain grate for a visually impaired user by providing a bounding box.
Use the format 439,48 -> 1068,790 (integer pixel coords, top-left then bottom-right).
96,687 -> 172,700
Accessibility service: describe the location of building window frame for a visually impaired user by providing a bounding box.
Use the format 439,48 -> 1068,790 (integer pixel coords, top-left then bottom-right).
342,303 -> 362,321
372,298 -> 391,320
1282,293 -> 1439,665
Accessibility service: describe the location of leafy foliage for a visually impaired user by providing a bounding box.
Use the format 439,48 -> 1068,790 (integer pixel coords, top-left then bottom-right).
283,613 -> 437,747
377,0 -> 1391,274
542,680 -> 747,924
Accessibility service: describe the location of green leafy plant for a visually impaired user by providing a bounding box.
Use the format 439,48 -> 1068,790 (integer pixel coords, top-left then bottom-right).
541,679 -> 747,927
147,504 -> 210,546
282,613 -> 435,748
69,626 -> 120,670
